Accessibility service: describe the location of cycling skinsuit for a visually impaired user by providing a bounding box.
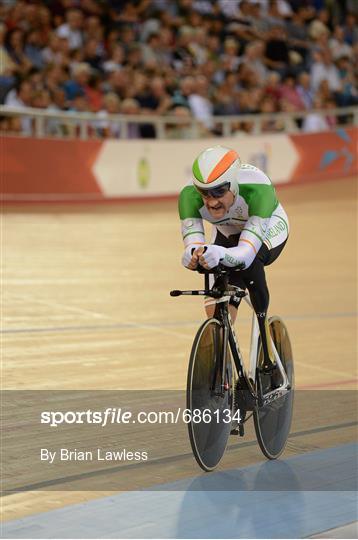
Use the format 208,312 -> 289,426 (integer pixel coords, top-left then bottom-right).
178,163 -> 289,313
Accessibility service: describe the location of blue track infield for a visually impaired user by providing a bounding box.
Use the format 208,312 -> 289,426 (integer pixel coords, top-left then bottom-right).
2,443 -> 357,539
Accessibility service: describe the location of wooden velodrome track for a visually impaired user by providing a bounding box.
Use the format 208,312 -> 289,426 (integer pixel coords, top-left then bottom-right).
2,176 -> 357,523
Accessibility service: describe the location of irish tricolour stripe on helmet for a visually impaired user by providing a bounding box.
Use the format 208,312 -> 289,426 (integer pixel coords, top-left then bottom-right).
192,146 -> 241,194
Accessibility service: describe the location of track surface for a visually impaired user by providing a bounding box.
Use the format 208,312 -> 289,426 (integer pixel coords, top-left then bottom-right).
2,177 -> 357,530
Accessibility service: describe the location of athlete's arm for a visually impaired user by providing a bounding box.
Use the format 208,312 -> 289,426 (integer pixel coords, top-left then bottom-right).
225,182 -> 278,268
178,186 -> 206,269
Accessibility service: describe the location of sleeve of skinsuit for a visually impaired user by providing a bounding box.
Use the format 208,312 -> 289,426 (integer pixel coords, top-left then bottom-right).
221,169 -> 279,269
178,185 -> 206,248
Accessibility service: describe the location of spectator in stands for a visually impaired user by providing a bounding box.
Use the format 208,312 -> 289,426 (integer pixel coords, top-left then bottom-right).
324,98 -> 338,129
4,78 -> 32,108
343,13 -> 358,46
120,98 -> 141,139
263,71 -> 281,109
85,72 -> 103,112
56,8 -> 84,51
142,33 -> 161,67
127,44 -> 144,70
83,38 -> 105,73
286,5 -> 310,67
296,72 -> 314,110
69,93 -> 89,113
265,0 -> 287,30
217,0 -> 240,21
94,92 -> 121,138
310,48 -> 341,93
228,0 -> 259,43
5,27 -> 33,75
44,64 -> 67,95
84,15 -> 104,44
214,79 -> 239,116
241,40 -> 267,83
4,78 -> 33,134
329,26 -> 353,60
166,105 -> 196,139
41,33 -> 63,66
316,79 -> 334,106
64,62 -> 90,101
104,68 -> 130,101
32,88 -> 51,109
335,55 -> 358,106
0,23 -> 17,101
279,74 -> 305,110
172,76 -> 194,109
264,25 -> 290,77
102,44 -> 125,74
0,0 -> 356,138
188,75 -> 214,131
309,9 -> 330,40
24,30 -> 44,70
259,95 -> 282,133
172,26 -> 196,73
221,38 -> 241,72
302,96 -> 329,132
136,76 -> 172,115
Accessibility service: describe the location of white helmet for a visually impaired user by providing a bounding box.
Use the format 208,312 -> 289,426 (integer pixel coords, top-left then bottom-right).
192,146 -> 241,197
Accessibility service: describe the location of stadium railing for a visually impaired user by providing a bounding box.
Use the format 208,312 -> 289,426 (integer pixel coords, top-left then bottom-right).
0,105 -> 357,139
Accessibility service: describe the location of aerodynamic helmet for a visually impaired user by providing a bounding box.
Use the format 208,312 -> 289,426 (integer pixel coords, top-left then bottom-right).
192,146 -> 241,197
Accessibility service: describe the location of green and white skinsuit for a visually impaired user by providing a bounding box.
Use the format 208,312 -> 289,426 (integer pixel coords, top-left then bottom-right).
179,164 -> 289,271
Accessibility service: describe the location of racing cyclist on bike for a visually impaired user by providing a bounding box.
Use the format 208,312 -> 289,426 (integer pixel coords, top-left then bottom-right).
179,145 -> 289,371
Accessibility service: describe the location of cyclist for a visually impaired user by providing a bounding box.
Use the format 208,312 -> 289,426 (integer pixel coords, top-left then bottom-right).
179,145 -> 289,371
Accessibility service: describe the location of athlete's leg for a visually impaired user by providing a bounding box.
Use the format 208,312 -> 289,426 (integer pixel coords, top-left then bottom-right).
241,241 -> 287,367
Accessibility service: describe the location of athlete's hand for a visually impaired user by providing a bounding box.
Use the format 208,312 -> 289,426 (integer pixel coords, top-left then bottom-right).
182,245 -> 202,270
198,245 -> 227,269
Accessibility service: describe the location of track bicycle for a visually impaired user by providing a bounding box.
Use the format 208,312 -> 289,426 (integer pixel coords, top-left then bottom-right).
170,265 -> 294,472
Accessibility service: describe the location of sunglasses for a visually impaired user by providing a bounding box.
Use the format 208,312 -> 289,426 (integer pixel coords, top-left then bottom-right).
195,182 -> 231,199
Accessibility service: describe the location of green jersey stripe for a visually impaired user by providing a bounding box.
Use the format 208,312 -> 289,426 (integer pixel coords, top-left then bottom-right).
242,228 -> 263,243
183,230 -> 205,239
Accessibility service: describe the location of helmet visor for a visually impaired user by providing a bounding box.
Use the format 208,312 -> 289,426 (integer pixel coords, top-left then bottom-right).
195,182 -> 231,199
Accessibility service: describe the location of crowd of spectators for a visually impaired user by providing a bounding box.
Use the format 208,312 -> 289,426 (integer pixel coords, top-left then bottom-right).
0,0 -> 357,138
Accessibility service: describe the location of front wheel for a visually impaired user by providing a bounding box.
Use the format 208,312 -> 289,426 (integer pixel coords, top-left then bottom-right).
254,316 -> 294,459
187,318 -> 233,472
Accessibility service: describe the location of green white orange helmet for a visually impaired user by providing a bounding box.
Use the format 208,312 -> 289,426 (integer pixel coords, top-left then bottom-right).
192,146 -> 241,197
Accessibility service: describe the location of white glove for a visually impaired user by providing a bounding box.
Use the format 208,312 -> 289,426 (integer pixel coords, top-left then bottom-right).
182,245 -> 197,268
198,245 -> 227,269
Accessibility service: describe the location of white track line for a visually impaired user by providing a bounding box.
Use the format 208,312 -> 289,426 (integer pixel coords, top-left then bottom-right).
5,293 -> 193,340
6,293 -> 113,320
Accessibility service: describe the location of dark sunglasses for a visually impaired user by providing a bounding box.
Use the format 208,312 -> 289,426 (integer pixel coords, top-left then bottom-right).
195,182 -> 231,199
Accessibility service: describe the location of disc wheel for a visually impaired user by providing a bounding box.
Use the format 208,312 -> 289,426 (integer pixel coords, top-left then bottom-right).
187,318 -> 233,471
254,316 -> 294,459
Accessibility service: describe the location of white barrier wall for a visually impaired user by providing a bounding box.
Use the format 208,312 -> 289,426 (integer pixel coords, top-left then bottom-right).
93,135 -> 297,197
3,128 -> 357,201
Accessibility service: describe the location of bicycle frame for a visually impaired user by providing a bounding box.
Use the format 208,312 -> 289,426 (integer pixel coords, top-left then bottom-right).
171,266 -> 291,406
